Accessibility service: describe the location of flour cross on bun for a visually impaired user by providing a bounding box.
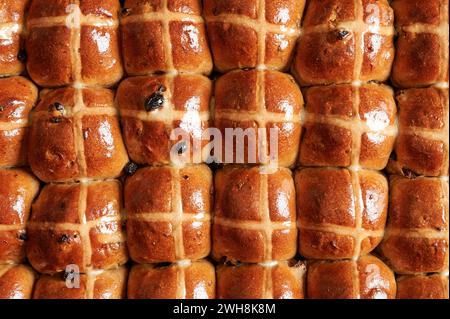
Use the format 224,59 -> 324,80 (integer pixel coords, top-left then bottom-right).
204,0 -> 305,72
217,261 -> 306,299
33,267 -> 128,299
26,180 -> 128,275
117,74 -> 212,165
295,168 -> 389,260
214,69 -> 303,167
300,83 -> 397,170
26,0 -> 123,87
128,260 -> 215,299
28,87 -> 129,183
0,0 -> 28,77
0,77 -> 38,168
379,176 -> 449,275
213,166 -> 297,263
388,87 -> 449,177
125,165 -> 212,263
391,0 -> 449,88
121,0 -> 212,75
293,0 -> 395,86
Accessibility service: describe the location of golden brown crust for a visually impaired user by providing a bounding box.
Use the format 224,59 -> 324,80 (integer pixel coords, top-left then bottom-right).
28,87 -> 129,183
214,69 -> 303,167
117,74 -> 212,165
388,88 -> 449,177
27,180 -> 128,274
300,84 -> 397,170
125,165 -> 212,263
295,168 -> 388,260
307,255 -> 396,299
213,166 -> 297,263
396,274 -> 449,299
33,267 -> 128,299
379,176 -> 449,274
26,0 -> 123,87
204,0 -> 305,72
391,0 -> 449,88
121,0 -> 212,75
0,264 -> 36,299
0,0 -> 28,76
128,260 -> 215,299
0,169 -> 39,264
217,261 -> 305,299
0,76 -> 38,168
293,0 -> 395,86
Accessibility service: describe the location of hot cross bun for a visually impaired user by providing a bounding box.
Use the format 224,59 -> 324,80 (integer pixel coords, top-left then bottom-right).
204,0 -> 304,72
128,260 -> 215,299
295,168 -> 388,260
26,180 -> 128,274
0,264 -> 36,299
121,0 -> 212,75
300,84 -> 397,170
0,0 -> 28,77
33,267 -> 128,299
125,165 -> 212,263
396,274 -> 449,299
214,69 -> 303,167
0,169 -> 39,264
117,74 -> 212,165
388,88 -> 449,177
307,255 -> 396,299
391,0 -> 449,88
379,176 -> 449,274
26,0 -> 123,87
216,261 -> 305,299
213,166 -> 297,263
293,0 -> 395,86
28,87 -> 129,183
0,76 -> 38,168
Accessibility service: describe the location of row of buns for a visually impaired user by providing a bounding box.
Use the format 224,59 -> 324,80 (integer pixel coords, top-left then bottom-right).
1,258 -> 449,299
1,166 -> 448,275
1,0 -> 448,87
1,74 -> 448,179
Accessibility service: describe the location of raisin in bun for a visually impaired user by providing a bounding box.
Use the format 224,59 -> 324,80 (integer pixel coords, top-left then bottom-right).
300,84 -> 397,170
295,168 -> 388,260
125,165 -> 212,263
121,0 -> 212,75
217,261 -> 305,299
26,0 -> 123,87
293,0 -> 395,86
214,69 -> 303,167
307,255 -> 396,299
0,264 -> 36,299
379,176 -> 449,274
396,274 -> 449,299
204,0 -> 305,72
0,77 -> 38,168
33,267 -> 128,299
213,166 -> 297,263
28,87 -> 129,183
0,0 -> 28,77
391,0 -> 449,88
0,168 -> 39,264
117,74 -> 212,165
27,180 -> 128,274
388,88 -> 449,177
128,260 -> 215,299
